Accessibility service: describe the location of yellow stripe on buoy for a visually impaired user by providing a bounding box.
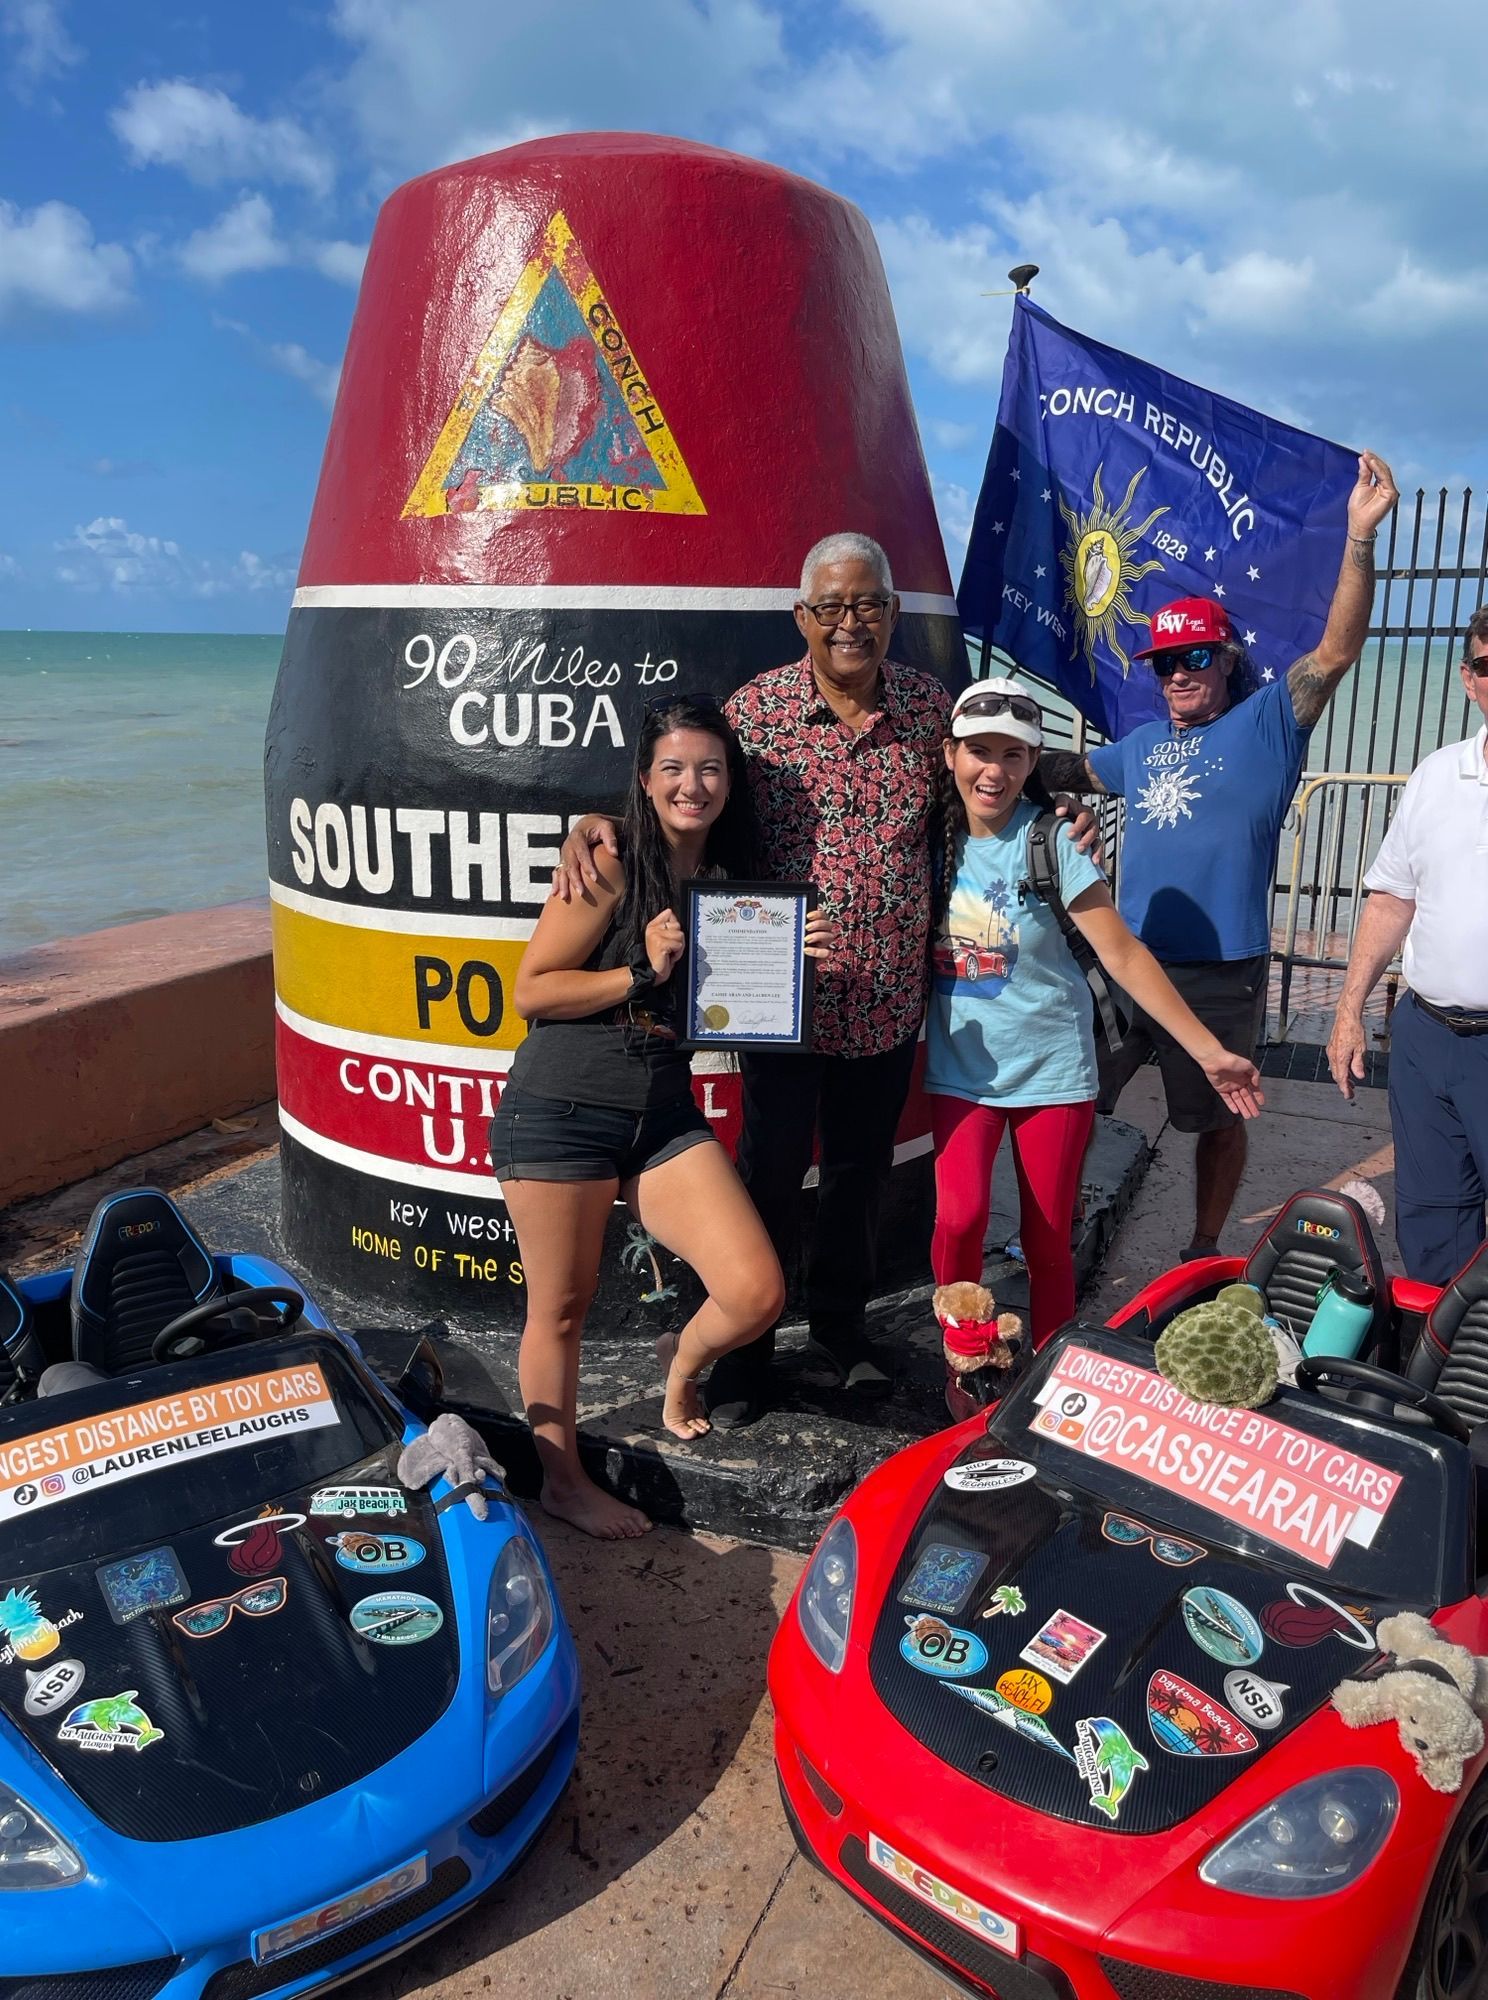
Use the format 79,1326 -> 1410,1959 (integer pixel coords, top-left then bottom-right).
271,900 -> 531,1051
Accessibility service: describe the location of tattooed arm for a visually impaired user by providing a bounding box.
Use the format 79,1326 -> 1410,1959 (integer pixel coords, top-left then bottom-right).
1037,749 -> 1107,794
1288,449 -> 1399,728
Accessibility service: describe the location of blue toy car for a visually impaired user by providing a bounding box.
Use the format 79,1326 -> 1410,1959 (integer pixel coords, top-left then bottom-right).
0,1187 -> 580,2000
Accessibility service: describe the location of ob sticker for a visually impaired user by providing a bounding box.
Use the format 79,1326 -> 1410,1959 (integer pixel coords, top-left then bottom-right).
900,1615 -> 987,1679
332,1532 -> 427,1574
943,1459 -> 1036,1495
1181,1587 -> 1263,1667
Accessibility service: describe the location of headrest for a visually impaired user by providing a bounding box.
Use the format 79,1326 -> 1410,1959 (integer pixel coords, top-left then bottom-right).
71,1188 -> 219,1369
1242,1188 -> 1388,1339
1423,1239 -> 1488,1351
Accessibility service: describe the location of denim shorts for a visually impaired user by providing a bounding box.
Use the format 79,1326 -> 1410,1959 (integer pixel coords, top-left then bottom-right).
490,1083 -> 714,1183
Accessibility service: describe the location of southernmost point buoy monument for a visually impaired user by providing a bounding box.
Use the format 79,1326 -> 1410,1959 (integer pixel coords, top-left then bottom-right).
266,133 -> 965,1321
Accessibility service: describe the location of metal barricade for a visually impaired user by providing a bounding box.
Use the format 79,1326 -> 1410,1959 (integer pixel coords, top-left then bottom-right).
1273,772 -> 1409,1041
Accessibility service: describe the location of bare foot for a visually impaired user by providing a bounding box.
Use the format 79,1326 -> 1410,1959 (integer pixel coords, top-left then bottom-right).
656,1333 -> 711,1440
539,1472 -> 652,1540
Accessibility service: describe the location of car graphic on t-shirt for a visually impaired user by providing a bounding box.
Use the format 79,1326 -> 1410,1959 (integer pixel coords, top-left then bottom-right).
932,935 -> 1009,983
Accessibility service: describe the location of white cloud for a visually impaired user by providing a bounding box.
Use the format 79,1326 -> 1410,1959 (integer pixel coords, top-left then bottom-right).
267,341 -> 341,407
930,475 -> 974,575
310,238 -> 367,287
929,419 -> 978,450
1,0 -> 80,92
0,199 -> 132,320
179,192 -> 290,282
111,80 -> 334,198
0,550 -> 21,578
55,516 -> 294,598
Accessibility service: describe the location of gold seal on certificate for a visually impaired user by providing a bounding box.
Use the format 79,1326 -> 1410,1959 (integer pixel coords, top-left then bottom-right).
681,881 -> 815,1052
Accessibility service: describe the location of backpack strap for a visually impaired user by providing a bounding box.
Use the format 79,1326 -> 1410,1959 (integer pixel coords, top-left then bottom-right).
1023,811 -> 1126,1055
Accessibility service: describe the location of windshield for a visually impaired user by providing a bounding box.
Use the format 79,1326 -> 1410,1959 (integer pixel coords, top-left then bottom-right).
0,1335 -> 402,1573
989,1328 -> 1468,1606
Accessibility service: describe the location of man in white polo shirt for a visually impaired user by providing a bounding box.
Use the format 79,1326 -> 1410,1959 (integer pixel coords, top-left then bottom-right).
1328,608 -> 1488,1281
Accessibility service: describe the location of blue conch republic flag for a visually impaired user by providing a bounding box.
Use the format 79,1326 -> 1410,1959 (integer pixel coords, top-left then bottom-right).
957,297 -> 1360,740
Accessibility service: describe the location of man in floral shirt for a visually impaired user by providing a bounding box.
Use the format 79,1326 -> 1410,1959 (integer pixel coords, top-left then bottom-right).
705,532 -> 949,1423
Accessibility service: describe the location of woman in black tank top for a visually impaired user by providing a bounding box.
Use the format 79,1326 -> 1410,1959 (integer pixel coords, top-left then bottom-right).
496,698 -> 833,1541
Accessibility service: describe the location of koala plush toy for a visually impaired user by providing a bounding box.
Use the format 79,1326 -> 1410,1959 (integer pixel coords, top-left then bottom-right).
1332,1611 -> 1488,1794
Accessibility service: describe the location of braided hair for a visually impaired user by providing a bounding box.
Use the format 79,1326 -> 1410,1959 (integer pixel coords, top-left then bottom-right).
929,746 -> 1057,929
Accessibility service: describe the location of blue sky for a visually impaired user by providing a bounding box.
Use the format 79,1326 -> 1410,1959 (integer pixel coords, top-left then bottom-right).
2,0 -> 1486,632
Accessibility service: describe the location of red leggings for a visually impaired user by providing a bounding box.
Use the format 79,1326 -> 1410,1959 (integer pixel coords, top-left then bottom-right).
930,1095 -> 1097,1347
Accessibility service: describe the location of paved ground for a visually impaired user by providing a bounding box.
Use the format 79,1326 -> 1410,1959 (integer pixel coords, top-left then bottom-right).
0,1062 -> 1406,1998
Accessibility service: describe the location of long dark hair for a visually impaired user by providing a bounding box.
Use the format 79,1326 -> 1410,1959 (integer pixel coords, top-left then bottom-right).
615,697 -> 756,963
930,741 -> 1055,928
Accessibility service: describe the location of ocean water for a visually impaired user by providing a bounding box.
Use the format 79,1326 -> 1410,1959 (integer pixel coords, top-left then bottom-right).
0,631 -> 281,956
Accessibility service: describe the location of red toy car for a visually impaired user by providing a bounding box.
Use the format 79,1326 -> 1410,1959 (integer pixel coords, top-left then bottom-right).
932,936 -> 1009,983
771,1190 -> 1488,2000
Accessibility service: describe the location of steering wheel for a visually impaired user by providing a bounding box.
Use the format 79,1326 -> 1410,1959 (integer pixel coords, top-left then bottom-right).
150,1286 -> 305,1364
1295,1354 -> 1472,1443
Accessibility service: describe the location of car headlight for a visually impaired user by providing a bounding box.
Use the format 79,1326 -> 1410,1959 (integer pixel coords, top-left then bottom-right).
1199,1769 -> 1397,1898
486,1534 -> 554,1698
0,1784 -> 83,1889
797,1517 -> 856,1674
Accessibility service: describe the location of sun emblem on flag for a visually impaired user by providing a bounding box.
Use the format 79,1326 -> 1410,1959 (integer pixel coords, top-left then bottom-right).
1057,464 -> 1169,680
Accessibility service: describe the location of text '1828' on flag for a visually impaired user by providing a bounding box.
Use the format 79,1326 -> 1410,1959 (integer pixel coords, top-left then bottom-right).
957,297 -> 1360,739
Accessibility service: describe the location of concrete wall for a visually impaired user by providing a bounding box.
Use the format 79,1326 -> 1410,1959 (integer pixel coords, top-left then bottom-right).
0,902 -> 273,1206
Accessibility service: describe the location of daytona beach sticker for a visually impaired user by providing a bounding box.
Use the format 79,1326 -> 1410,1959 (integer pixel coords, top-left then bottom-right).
0,1366 -> 340,1525
1033,1345 -> 1401,1568
943,1459 -> 1037,1494
1146,1669 -> 1259,1756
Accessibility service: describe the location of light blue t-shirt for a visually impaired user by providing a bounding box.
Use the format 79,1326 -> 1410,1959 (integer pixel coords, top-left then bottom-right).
1085,681 -> 1309,963
924,798 -> 1105,1108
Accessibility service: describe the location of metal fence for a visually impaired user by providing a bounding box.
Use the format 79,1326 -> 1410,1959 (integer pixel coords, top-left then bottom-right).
1004,486 -> 1486,1043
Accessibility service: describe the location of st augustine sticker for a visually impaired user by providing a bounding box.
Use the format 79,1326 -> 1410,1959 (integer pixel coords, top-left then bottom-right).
1020,1608 -> 1106,1685
943,1459 -> 1036,1495
1074,1716 -> 1148,1821
900,1615 -> 988,1679
58,1690 -> 164,1754
898,1544 -> 989,1618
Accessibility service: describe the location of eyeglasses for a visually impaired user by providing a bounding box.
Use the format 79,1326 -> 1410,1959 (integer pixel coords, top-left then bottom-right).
1101,1512 -> 1206,1566
800,595 -> 893,628
1466,653 -> 1488,678
954,689 -> 1043,728
1152,646 -> 1222,678
171,1576 -> 288,1638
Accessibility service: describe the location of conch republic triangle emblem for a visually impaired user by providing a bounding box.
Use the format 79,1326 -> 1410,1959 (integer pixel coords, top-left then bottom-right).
403,212 -> 705,518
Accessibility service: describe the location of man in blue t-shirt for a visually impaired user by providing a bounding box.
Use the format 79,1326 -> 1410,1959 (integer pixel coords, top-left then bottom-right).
1039,449 -> 1398,1257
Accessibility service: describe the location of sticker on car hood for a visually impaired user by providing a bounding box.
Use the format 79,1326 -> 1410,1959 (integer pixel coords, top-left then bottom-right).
1147,1669 -> 1259,1756
900,1615 -> 987,1679
942,1458 -> 1036,1493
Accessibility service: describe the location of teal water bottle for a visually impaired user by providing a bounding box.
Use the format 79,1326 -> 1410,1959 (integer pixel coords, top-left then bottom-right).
1302,1267 -> 1376,1359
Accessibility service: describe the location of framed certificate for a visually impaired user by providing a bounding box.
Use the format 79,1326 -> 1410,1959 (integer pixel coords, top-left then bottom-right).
680,881 -> 816,1052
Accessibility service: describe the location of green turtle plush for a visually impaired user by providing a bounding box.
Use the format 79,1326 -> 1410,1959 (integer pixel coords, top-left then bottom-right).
1155,1298 -> 1278,1409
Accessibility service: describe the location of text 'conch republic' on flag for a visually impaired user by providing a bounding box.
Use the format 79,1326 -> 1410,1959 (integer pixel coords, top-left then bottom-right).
956,297 -> 1361,740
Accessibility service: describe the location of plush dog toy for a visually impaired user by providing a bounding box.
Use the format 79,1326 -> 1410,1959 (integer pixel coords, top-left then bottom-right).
1331,1611 -> 1488,1793
397,1413 -> 506,1520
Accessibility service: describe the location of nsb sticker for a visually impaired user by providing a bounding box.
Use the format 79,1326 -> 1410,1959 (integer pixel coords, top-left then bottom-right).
349,1592 -> 444,1646
1223,1667 -> 1289,1731
1020,1608 -> 1106,1685
995,1668 -> 1053,1715
0,1586 -> 83,1667
57,1690 -> 164,1754
900,1615 -> 988,1679
898,1544 -> 989,1618
942,1459 -> 1036,1494
1147,1669 -> 1259,1756
1074,1716 -> 1149,1822
1181,1587 -> 1264,1667
23,1657 -> 85,1717
310,1485 -> 408,1521
944,1682 -> 1074,1761
331,1532 -> 427,1575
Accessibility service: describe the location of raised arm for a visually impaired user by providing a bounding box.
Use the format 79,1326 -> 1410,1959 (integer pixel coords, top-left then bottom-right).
1287,450 -> 1399,728
1326,889 -> 1415,1101
1037,749 -> 1106,795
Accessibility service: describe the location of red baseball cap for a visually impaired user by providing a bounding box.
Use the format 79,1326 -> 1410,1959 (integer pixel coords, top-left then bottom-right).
1132,597 -> 1234,659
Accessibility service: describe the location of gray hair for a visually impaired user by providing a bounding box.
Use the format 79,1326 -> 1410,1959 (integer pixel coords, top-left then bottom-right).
798,532 -> 893,599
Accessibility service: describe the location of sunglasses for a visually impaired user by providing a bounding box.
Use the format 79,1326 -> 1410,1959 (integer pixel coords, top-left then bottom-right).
1151,645 -> 1224,678
954,690 -> 1043,728
171,1576 -> 288,1638
800,595 -> 893,628
1466,654 -> 1488,678
1101,1512 -> 1206,1566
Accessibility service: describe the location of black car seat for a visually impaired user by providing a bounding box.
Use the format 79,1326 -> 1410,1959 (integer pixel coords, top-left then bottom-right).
71,1188 -> 224,1376
0,1270 -> 47,1398
1242,1188 -> 1390,1349
1404,1241 -> 1488,1428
